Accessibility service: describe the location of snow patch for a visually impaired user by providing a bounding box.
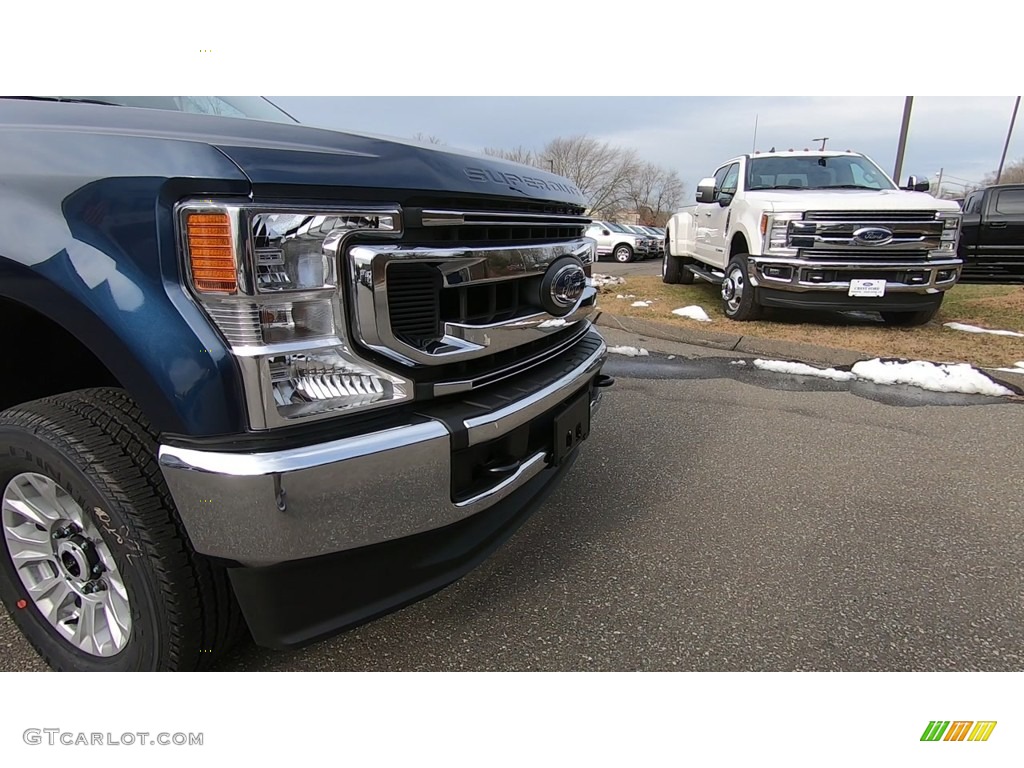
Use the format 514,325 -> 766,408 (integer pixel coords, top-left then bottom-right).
943,322 -> 1024,338
753,357 -> 1014,397
615,294 -> 636,299
590,273 -> 625,288
753,359 -> 856,381
729,360 -> 747,366
608,346 -> 649,357
851,359 -> 1014,396
631,301 -> 652,307
671,305 -> 712,322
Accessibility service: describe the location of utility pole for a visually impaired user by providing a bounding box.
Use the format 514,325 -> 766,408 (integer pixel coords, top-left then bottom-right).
934,168 -> 944,198
812,137 -> 829,151
892,96 -> 914,186
995,96 -> 1020,184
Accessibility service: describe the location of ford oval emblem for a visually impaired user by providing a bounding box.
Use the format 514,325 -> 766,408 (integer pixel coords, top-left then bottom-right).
853,226 -> 894,246
550,263 -> 587,308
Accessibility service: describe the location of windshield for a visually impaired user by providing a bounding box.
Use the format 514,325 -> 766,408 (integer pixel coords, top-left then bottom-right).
605,222 -> 629,233
746,155 -> 895,191
6,96 -> 297,124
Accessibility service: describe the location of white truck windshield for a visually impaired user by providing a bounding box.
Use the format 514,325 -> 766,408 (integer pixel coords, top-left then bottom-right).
746,155 -> 895,191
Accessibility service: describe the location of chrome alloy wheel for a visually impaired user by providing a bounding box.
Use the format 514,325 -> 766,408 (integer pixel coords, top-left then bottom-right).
722,266 -> 745,314
2,473 -> 131,656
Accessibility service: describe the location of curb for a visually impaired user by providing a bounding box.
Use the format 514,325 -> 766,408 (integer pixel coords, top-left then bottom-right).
596,312 -> 1024,397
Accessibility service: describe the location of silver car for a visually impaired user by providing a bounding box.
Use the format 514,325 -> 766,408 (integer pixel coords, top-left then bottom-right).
585,220 -> 653,262
626,225 -> 665,256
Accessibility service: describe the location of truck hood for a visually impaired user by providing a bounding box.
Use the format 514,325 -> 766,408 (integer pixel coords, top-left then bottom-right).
1,100 -> 588,206
744,189 -> 960,213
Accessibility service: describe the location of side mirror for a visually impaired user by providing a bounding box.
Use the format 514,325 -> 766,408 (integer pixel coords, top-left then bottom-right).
696,177 -> 717,203
602,229 -> 610,236
905,175 -> 930,192
717,192 -> 734,207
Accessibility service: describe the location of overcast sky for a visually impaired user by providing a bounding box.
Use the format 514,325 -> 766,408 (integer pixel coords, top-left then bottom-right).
271,96 -> 1022,198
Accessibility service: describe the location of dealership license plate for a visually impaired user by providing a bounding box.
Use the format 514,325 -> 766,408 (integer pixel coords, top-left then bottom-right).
848,279 -> 886,297
553,390 -> 591,465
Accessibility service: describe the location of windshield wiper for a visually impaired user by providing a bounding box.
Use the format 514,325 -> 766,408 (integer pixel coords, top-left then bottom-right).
0,96 -> 119,106
808,185 -> 880,190
748,185 -> 806,190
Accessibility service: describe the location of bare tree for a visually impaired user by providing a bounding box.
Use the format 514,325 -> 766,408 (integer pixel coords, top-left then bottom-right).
624,162 -> 685,225
484,146 -> 538,166
412,132 -> 445,145
983,157 -> 1024,185
482,134 -> 683,221
541,135 -> 639,217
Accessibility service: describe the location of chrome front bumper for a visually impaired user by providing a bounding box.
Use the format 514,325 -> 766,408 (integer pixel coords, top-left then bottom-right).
747,255 -> 963,293
158,330 -> 607,567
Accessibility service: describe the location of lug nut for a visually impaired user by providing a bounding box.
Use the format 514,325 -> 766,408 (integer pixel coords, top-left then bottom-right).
91,564 -> 103,576
51,523 -> 79,540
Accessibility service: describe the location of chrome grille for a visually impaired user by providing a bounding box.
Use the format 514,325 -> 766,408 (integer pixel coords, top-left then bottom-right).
790,211 -> 942,257
350,237 -> 597,368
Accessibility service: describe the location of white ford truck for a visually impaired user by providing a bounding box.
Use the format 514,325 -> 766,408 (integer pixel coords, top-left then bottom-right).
663,151 -> 963,325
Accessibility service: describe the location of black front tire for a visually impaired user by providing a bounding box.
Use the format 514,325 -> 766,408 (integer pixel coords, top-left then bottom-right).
613,244 -> 634,263
880,297 -> 943,326
721,255 -> 763,321
0,388 -> 243,671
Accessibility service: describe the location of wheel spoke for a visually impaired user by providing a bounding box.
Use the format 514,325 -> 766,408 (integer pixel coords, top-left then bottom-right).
23,474 -> 65,516
8,541 -> 55,566
3,490 -> 59,528
26,573 -> 63,599
36,580 -> 74,623
104,586 -> 132,635
99,594 -> 129,651
3,521 -> 51,546
72,599 -> 100,655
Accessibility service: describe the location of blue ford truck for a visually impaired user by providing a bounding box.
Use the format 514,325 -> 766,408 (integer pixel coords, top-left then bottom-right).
0,96 -> 609,671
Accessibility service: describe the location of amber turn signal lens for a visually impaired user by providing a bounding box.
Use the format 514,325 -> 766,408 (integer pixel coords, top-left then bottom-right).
187,212 -> 236,293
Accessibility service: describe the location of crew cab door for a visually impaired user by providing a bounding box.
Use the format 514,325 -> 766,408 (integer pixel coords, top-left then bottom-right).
980,187 -> 1024,262
699,162 -> 740,269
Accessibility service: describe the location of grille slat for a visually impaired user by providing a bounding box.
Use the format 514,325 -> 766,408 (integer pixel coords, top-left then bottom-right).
803,210 -> 937,223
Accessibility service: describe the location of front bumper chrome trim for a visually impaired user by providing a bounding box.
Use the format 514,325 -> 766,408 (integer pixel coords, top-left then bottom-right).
748,255 -> 962,292
158,331 -> 607,567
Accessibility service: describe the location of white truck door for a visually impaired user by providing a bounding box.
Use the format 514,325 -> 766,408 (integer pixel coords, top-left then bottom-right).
700,163 -> 739,269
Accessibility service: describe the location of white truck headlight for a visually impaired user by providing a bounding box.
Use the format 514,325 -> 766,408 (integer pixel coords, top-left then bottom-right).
761,212 -> 802,254
177,201 -> 410,428
937,211 -> 961,240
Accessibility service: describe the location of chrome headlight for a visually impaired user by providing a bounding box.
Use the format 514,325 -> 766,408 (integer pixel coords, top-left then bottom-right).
935,211 -> 962,255
760,212 -> 802,254
177,201 -> 411,429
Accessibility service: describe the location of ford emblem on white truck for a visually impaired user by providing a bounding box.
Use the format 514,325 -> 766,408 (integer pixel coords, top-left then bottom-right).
853,226 -> 894,246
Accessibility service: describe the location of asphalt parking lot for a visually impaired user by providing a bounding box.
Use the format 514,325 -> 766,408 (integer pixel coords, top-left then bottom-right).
3,330 -> 1020,672
597,255 -> 661,277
